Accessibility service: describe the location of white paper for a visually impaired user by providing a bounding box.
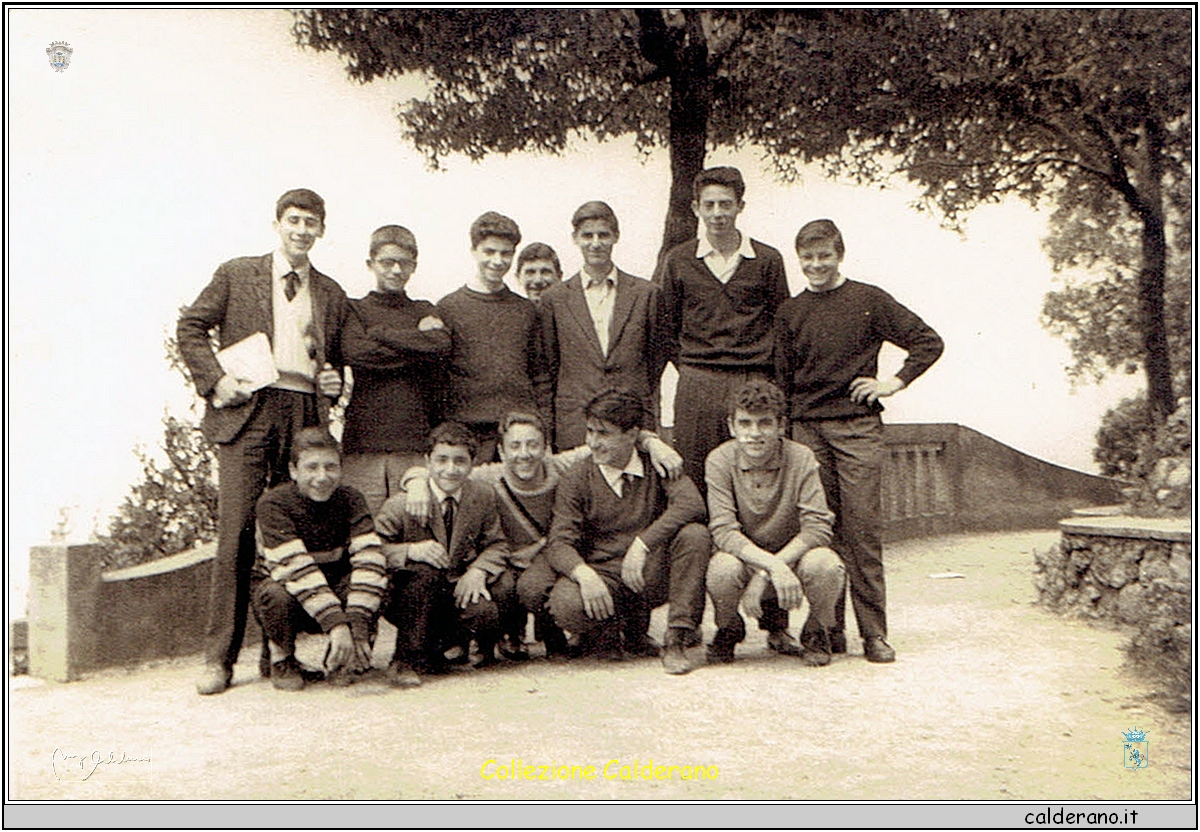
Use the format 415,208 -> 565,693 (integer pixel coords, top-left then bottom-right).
215,332 -> 278,392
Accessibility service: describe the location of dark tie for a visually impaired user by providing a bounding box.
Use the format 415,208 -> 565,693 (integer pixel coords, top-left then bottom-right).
442,497 -> 455,541
623,472 -> 636,496
283,271 -> 299,302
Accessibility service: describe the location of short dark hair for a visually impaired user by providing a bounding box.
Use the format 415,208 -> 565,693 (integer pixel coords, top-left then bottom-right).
516,242 -> 562,277
369,225 -> 418,259
290,427 -> 341,464
584,389 -> 644,433
469,211 -> 521,249
794,219 -> 845,258
276,188 -> 326,222
727,379 -> 788,422
570,201 -> 619,236
692,166 -> 745,202
426,420 -> 479,458
500,410 -> 548,443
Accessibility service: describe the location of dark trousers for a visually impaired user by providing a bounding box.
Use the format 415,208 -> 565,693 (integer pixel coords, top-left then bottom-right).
206,389 -> 318,667
791,415 -> 886,639
382,563 -> 502,667
674,365 -> 770,494
253,573 -> 373,655
547,522 -> 711,642
515,553 -> 565,646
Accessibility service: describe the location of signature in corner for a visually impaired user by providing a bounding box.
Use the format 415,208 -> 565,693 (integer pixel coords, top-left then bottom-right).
51,748 -> 151,781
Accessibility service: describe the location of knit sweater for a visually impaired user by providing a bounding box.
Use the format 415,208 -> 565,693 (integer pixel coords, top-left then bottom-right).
254,483 -> 387,638
706,438 -> 834,560
544,450 -> 706,575
653,237 -> 789,371
436,285 -> 551,426
774,279 -> 944,421
341,291 -> 451,454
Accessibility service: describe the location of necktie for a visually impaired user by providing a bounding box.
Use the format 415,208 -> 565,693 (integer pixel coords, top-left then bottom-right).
623,472 -> 636,497
443,497 -> 455,541
283,271 -> 299,302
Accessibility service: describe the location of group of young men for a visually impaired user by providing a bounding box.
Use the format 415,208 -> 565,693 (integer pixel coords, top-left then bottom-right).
179,166 -> 943,695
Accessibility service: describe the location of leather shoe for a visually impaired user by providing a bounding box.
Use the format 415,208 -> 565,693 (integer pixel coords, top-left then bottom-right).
863,636 -> 896,663
766,630 -> 804,657
270,655 -> 308,692
196,663 -> 232,696
498,634 -> 530,662
706,618 -> 745,664
801,629 -> 832,667
802,622 -> 847,654
384,660 -> 422,688
623,635 -> 662,659
661,628 -> 694,675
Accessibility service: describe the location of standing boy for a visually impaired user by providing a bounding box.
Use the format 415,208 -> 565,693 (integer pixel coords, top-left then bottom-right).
774,219 -> 943,663
376,421 -> 510,686
515,242 -> 563,301
705,380 -> 844,666
437,212 -> 551,462
654,167 -> 790,492
540,201 -> 665,450
252,428 -> 388,690
178,188 -> 348,695
340,225 -> 451,513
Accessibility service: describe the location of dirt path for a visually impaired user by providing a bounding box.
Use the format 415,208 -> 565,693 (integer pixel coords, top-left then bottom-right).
8,530 -> 1191,800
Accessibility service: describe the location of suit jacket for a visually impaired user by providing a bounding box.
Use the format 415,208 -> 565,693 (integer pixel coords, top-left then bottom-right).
539,269 -> 665,449
381,478 -> 509,581
177,253 -> 349,445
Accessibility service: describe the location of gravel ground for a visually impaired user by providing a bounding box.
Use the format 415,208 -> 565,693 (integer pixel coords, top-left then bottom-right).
8,530 -> 1191,801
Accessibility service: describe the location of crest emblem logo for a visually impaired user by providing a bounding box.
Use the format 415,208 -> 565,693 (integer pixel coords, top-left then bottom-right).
1122,728 -> 1148,769
46,41 -> 72,72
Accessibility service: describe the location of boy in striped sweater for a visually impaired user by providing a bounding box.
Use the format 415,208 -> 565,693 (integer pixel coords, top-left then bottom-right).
252,428 -> 388,691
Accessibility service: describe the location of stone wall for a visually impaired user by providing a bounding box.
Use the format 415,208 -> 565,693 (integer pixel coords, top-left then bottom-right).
1034,516 -> 1191,681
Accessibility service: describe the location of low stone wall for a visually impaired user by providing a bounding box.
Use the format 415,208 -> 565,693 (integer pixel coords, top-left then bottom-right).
1034,516 -> 1191,678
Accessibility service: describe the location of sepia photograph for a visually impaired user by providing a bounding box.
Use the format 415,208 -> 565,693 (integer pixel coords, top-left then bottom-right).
6,6 -> 1193,827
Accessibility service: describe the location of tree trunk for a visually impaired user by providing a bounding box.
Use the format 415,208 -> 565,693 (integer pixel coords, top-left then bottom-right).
1135,117 -> 1175,425
655,13 -> 714,266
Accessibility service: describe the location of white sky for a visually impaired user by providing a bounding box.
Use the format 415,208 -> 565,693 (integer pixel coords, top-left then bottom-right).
6,8 -> 1144,615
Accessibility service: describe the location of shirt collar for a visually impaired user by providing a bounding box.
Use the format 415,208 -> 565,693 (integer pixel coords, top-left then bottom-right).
735,439 -> 784,472
597,451 -> 645,494
427,479 -> 459,506
273,249 -> 310,282
584,266 -> 618,289
695,233 -> 756,261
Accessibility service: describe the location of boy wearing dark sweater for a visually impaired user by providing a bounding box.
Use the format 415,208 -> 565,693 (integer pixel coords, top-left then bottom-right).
653,167 -> 790,493
544,390 -> 710,675
437,212 -> 551,463
252,428 -> 388,691
341,225 -> 451,513
774,219 -> 943,664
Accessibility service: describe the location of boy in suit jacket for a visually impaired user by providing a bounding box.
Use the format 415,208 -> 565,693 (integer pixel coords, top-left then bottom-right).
540,201 -> 665,450
178,188 -> 349,695
376,421 -> 510,687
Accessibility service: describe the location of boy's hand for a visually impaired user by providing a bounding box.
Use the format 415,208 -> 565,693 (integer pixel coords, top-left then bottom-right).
327,624 -> 355,671
374,495 -> 409,537
407,540 -> 450,569
317,363 -> 343,398
742,572 -> 768,619
644,436 -> 683,480
211,374 -> 251,409
350,636 -> 373,673
849,375 -> 904,405
453,567 -> 491,609
769,563 -> 804,609
572,564 -> 614,620
621,537 -> 649,593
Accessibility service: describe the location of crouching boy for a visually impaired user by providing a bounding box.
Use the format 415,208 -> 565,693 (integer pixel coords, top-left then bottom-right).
376,421 -> 510,686
705,380 -> 845,666
252,428 -> 388,691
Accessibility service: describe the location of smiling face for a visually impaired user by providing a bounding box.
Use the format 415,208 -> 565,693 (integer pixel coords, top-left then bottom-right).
273,206 -> 325,264
692,184 -> 744,240
727,408 -> 786,463
572,218 -> 618,275
471,235 -> 516,292
289,447 -> 342,503
426,441 -> 473,496
368,242 -> 417,294
499,422 -> 548,485
518,258 -> 560,300
585,417 -> 639,470
796,239 -> 844,292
